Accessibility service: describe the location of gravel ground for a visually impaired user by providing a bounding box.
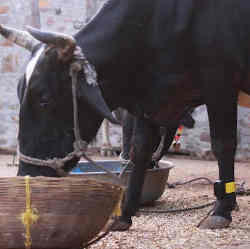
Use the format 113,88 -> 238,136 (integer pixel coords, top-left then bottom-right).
0,154 -> 249,249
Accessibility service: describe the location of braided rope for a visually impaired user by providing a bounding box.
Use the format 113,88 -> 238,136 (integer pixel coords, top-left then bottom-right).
19,146 -> 86,177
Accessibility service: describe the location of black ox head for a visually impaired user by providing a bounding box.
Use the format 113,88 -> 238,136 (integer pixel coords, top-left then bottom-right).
0,25 -> 117,177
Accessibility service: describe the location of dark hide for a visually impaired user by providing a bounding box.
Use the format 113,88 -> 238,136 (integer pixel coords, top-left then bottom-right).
119,108 -> 195,162
10,0 -> 250,229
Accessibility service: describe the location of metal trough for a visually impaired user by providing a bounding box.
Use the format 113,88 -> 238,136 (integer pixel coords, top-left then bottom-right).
71,160 -> 174,204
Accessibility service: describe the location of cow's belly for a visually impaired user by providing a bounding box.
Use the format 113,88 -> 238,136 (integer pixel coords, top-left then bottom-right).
238,91 -> 250,108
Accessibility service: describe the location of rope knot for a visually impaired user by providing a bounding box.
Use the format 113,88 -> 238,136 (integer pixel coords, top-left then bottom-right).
71,46 -> 97,86
70,61 -> 83,75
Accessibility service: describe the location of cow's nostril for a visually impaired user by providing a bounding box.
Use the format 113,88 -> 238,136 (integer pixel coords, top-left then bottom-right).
40,102 -> 49,107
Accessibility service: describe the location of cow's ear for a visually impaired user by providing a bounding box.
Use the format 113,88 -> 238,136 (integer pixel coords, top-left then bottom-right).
0,24 -> 38,51
17,75 -> 26,103
27,26 -> 76,62
78,81 -> 120,125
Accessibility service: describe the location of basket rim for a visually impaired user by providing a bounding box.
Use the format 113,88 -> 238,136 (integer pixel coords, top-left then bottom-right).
0,175 -> 125,190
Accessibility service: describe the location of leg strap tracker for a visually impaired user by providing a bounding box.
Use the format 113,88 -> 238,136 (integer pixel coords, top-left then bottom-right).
214,181 -> 236,199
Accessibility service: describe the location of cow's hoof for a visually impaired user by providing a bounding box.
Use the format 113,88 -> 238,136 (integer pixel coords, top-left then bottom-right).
110,217 -> 132,231
198,215 -> 231,229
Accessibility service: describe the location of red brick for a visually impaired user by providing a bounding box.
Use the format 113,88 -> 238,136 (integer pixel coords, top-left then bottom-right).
39,0 -> 50,12
0,6 -> 9,14
39,0 -> 49,8
0,39 -> 13,47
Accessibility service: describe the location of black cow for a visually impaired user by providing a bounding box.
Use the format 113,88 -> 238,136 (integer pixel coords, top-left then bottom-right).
1,0 -> 250,231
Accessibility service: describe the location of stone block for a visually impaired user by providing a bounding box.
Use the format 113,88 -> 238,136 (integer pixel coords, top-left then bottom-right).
1,54 -> 16,73
201,150 -> 216,161
46,16 -> 55,26
200,132 -> 211,143
0,138 -> 7,145
0,15 -> 10,24
57,26 -> 66,32
239,119 -> 250,129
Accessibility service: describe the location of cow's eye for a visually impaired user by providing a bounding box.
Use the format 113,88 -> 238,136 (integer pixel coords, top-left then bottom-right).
39,95 -> 50,108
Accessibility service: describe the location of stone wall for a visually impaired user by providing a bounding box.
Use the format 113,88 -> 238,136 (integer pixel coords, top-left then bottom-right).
180,106 -> 250,161
0,0 -> 33,151
0,0 -> 249,161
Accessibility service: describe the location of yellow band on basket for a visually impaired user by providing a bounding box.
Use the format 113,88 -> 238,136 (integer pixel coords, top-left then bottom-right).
112,188 -> 124,217
20,176 -> 39,249
225,182 -> 236,194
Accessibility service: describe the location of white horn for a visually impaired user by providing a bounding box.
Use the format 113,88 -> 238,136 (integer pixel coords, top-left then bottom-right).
0,24 -> 38,51
27,26 -> 76,61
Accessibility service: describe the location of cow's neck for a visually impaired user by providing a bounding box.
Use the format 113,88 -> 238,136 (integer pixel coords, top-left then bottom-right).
75,0 -> 153,70
75,0 -> 154,112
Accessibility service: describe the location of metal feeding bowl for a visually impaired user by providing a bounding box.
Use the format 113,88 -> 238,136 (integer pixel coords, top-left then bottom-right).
71,160 -> 174,205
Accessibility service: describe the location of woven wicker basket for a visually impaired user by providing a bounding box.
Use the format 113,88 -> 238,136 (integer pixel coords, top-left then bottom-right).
0,176 -> 124,249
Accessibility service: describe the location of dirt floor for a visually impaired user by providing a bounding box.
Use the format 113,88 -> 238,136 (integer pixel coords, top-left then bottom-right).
0,154 -> 249,249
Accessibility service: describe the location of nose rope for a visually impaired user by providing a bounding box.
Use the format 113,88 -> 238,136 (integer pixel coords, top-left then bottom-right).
18,48 -> 124,186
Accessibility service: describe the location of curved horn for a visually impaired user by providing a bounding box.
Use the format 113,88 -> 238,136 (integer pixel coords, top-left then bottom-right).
80,83 -> 120,125
0,24 -> 38,51
27,26 -> 76,60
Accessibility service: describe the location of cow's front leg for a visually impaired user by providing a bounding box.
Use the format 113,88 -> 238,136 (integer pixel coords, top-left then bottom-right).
119,110 -> 135,161
112,117 -> 159,231
199,68 -> 238,229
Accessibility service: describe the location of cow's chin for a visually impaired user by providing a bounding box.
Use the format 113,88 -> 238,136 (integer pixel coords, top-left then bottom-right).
17,148 -> 80,177
17,160 -> 59,177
